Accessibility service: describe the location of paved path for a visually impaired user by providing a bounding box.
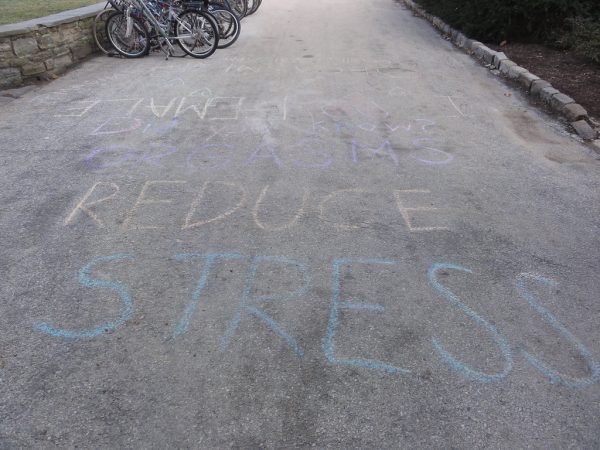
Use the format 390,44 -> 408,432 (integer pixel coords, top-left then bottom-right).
1,0 -> 600,447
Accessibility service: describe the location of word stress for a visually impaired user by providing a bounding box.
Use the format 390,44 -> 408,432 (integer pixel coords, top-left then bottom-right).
34,253 -> 599,388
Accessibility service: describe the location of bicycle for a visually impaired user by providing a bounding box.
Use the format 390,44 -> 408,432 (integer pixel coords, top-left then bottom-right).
105,0 -> 219,59
93,0 -> 128,55
189,0 -> 241,49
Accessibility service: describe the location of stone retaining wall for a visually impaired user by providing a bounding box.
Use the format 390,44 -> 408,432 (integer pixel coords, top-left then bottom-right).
0,3 -> 105,89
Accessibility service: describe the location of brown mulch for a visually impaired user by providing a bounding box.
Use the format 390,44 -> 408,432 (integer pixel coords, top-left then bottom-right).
489,43 -> 600,121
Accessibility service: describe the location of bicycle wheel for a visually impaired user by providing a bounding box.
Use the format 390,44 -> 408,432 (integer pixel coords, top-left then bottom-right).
176,10 -> 219,59
105,11 -> 150,58
209,7 -> 241,49
247,0 -> 261,16
229,0 -> 247,19
245,0 -> 254,16
93,8 -> 117,55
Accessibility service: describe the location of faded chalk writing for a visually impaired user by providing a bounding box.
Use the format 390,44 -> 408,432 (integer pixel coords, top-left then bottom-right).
63,181 -> 452,234
32,254 -> 598,388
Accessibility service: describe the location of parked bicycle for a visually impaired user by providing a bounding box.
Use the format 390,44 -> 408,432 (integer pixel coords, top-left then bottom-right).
93,0 -> 261,59
104,0 -> 218,58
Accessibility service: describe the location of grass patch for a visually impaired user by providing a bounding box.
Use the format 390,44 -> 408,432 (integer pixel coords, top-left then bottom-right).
0,0 -> 101,25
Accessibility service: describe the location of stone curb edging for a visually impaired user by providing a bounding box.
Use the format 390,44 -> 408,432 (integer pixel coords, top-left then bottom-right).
401,0 -> 600,146
0,3 -> 106,90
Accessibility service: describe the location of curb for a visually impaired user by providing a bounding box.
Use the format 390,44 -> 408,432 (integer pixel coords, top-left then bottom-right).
401,0 -> 600,147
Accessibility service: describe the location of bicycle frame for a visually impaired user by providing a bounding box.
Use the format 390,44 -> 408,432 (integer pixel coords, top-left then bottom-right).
126,0 -> 176,57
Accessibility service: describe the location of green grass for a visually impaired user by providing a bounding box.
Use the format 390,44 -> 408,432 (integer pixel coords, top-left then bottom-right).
0,0 -> 101,25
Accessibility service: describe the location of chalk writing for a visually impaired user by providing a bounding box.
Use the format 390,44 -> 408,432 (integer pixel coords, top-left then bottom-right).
322,258 -> 410,374
220,256 -> 311,356
90,117 -> 143,136
40,93 -> 462,140
55,100 -> 100,117
515,273 -> 600,387
122,180 -> 186,230
253,185 -> 309,231
63,181 -> 452,234
34,254 -> 134,338
394,190 -> 449,232
183,181 -> 247,229
64,182 -> 120,228
84,135 -> 450,174
174,253 -> 244,336
427,263 -> 513,383
32,254 -> 599,388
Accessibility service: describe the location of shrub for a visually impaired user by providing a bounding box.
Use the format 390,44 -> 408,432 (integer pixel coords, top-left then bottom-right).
557,17 -> 600,63
415,0 -> 599,44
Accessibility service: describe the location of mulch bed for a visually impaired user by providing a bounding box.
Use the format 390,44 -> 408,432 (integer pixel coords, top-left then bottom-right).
489,42 -> 600,121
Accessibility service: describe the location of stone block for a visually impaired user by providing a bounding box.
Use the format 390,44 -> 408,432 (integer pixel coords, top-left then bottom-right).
60,28 -> 84,42
37,33 -> 56,50
44,59 -> 55,70
563,103 -> 588,122
571,120 -> 598,140
469,41 -> 483,52
499,59 -> 517,76
540,86 -> 560,103
482,47 -> 496,64
454,33 -> 468,48
9,57 -> 27,68
550,92 -> 575,111
530,79 -> 551,95
12,37 -> 39,57
0,41 -> 11,53
52,45 -> 71,57
473,44 -> 495,63
492,52 -> 508,68
0,67 -> 22,88
53,53 -> 73,69
517,71 -> 540,91
70,41 -> 92,60
37,50 -> 56,62
0,44 -> 13,68
21,62 -> 46,76
54,26 -> 82,44
507,65 -> 528,79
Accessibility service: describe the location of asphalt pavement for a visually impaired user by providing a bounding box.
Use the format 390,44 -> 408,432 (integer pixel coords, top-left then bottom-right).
1,0 -> 600,447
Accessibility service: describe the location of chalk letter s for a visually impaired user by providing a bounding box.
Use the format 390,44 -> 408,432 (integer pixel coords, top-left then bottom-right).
34,254 -> 134,338
515,273 -> 599,387
428,263 -> 512,383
